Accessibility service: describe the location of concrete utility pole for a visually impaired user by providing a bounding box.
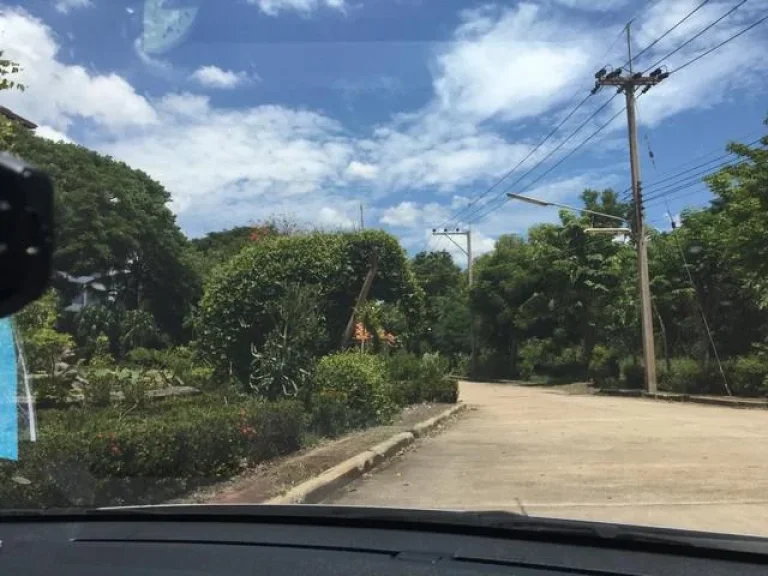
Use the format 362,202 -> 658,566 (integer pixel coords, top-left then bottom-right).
432,227 -> 475,375
594,23 -> 669,394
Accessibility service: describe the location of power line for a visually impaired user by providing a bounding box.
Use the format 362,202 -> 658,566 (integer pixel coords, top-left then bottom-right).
625,0 -> 712,69
467,104 -> 628,224
645,185 -> 712,207
621,137 -> 764,199
644,156 -> 755,204
434,92 -> 593,229
670,10 -> 768,74
460,94 -> 621,224
434,17 -> 635,230
663,201 -> 731,396
642,0 -> 749,73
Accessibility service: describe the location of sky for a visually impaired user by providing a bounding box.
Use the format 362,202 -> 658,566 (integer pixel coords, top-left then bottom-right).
1,0 -> 767,262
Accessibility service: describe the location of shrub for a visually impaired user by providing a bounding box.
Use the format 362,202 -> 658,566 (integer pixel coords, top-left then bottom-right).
197,230 -> 420,382
119,309 -> 163,355
0,397 -> 306,509
315,352 -> 394,427
81,367 -> 115,407
385,352 -> 423,406
588,346 -> 620,388
657,358 -> 723,394
419,353 -> 458,403
726,355 -> 768,397
309,390 -> 352,438
384,352 -> 458,405
545,346 -> 586,380
619,358 -> 645,390
518,339 -> 546,379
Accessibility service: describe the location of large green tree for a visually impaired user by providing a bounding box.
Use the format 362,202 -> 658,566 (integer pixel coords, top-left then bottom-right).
410,251 -> 470,356
7,125 -> 200,341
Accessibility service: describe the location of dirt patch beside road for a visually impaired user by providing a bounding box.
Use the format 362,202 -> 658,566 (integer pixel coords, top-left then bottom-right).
176,403 -> 456,505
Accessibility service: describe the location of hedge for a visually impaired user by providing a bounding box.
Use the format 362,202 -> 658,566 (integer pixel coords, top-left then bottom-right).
196,230 -> 422,381
0,397 -> 305,509
386,352 -> 459,405
314,352 -> 397,428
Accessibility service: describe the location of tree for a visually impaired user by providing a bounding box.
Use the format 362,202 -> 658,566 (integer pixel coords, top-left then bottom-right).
6,126 -> 201,341
410,251 -> 469,355
0,50 -> 25,149
197,230 -> 421,381
706,127 -> 768,308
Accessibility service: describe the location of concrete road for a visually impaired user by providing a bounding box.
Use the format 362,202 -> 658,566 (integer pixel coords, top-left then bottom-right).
327,382 -> 768,536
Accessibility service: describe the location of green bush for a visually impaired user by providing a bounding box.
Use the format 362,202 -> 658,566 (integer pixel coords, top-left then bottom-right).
726,355 -> 768,397
657,358 -> 724,394
315,352 -> 394,427
0,397 -> 306,508
384,352 -> 458,405
545,346 -> 585,380
588,346 -> 620,388
385,352 -> 423,406
619,358 -> 645,390
309,390 -> 352,438
197,230 -> 420,382
419,353 -> 458,403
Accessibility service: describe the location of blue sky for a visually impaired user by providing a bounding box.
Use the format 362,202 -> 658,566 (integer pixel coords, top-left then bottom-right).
2,0 -> 767,259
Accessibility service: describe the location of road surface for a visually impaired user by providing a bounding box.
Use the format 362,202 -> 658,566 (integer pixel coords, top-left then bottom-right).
327,381 -> 768,536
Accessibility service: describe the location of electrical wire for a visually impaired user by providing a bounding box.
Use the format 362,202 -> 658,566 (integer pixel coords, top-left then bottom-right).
621,137 -> 764,199
459,94 -> 621,225
624,0 -> 712,69
434,20 -> 631,230
669,10 -> 768,74
467,104 -> 628,224
642,0 -> 749,73
643,156 -> 755,204
645,185 -> 712,207
433,92 -> 594,229
663,201 -> 732,396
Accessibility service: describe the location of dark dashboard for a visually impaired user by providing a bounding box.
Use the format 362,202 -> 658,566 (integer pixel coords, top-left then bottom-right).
0,506 -> 767,575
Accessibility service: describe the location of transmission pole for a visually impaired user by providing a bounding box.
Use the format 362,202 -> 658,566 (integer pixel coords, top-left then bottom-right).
432,227 -> 476,376
594,23 -> 669,394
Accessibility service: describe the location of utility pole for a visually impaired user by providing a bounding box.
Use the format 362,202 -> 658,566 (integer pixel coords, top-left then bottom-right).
360,203 -> 365,230
432,227 -> 476,375
594,23 -> 669,395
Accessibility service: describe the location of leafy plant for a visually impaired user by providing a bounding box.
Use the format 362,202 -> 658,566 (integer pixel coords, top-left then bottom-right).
314,352 -> 393,427
249,284 -> 324,400
588,345 -> 620,388
119,309 -> 163,354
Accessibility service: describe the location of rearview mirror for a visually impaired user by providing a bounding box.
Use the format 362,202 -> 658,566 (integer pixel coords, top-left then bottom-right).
0,152 -> 53,318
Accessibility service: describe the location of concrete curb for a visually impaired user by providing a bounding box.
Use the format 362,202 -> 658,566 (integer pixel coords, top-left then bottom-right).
265,403 -> 467,505
597,389 -> 768,409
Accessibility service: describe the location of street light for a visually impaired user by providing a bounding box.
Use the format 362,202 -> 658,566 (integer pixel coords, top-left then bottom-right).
506,193 -> 627,224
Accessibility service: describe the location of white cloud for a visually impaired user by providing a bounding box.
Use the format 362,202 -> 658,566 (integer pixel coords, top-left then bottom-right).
95,96 -> 354,228
380,202 -> 420,227
550,0 -> 630,11
54,0 -> 91,14
251,0 -> 346,16
190,66 -> 252,89
317,206 -> 355,229
35,125 -> 74,144
6,1 -> 767,245
0,8 -> 156,132
433,3 -> 601,123
345,160 -> 379,180
631,0 -> 768,125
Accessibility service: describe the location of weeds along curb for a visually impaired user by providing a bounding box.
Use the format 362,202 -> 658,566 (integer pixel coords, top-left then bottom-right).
265,403 -> 467,505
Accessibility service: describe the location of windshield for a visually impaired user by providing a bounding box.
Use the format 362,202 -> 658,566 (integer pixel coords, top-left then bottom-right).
2,0 -> 768,539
